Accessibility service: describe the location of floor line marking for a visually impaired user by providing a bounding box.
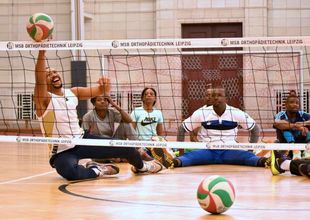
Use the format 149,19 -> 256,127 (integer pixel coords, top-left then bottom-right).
0,170 -> 56,185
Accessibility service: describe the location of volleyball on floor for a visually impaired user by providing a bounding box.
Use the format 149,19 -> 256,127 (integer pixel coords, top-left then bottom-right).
197,175 -> 235,214
26,13 -> 54,42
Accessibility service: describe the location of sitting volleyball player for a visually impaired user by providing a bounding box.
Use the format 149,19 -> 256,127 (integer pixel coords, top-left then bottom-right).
34,50 -> 163,181
82,95 -> 153,161
273,93 -> 310,160
172,87 -> 268,168
83,95 -> 136,141
130,87 -> 175,168
82,95 -> 138,162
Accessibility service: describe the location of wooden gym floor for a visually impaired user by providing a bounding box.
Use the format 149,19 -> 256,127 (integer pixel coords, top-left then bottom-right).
0,143 -> 309,220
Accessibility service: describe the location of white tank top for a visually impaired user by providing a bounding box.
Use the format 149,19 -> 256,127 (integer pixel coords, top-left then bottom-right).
38,89 -> 83,154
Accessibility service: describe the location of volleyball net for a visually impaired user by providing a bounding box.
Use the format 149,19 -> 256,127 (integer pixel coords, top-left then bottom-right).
0,36 -> 309,151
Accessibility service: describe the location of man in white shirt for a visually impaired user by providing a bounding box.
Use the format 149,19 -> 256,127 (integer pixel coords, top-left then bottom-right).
173,87 -> 267,167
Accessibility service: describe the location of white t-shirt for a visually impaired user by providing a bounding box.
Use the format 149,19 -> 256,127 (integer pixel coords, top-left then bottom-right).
37,89 -> 83,153
182,104 -> 255,144
130,106 -> 164,140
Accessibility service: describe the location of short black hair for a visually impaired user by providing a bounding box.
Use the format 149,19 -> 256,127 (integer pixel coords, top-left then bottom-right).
90,96 -> 97,105
141,87 -> 157,106
286,94 -> 299,103
289,90 -> 297,96
212,86 -> 227,96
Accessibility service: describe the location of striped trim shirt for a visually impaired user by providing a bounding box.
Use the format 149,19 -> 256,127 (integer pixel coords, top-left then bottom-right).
182,104 -> 255,144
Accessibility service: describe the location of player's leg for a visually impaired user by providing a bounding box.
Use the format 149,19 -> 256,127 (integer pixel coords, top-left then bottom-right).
173,149 -> 218,167
77,144 -> 163,174
298,163 -> 310,178
83,132 -> 141,166
114,123 -> 154,161
283,130 -> 296,143
221,150 -> 266,167
83,132 -> 163,173
113,122 -> 138,140
283,130 -> 302,160
288,159 -> 310,177
52,149 -> 118,181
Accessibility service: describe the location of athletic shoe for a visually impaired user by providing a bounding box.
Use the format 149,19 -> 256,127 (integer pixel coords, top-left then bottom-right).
172,158 -> 182,167
150,148 -> 175,169
131,160 -> 164,174
86,161 -> 120,177
264,150 -> 292,168
264,157 -> 271,168
270,150 -> 286,175
137,148 -> 154,161
298,163 -> 310,178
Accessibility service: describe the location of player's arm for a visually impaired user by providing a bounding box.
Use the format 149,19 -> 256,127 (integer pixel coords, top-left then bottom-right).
296,113 -> 310,127
156,111 -> 166,137
71,76 -> 110,100
81,112 -> 91,132
131,122 -> 137,130
130,110 -> 137,129
34,50 -> 51,117
177,124 -> 186,141
249,124 -> 260,143
190,127 -> 200,142
156,123 -> 164,137
237,110 -> 259,143
177,124 -> 199,142
106,96 -> 132,123
276,119 -> 308,136
274,119 -> 295,130
273,111 -> 300,130
299,121 -> 310,126
177,109 -> 203,141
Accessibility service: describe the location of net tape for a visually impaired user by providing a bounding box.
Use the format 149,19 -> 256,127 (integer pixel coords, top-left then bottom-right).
1,36 -> 310,51
1,135 -> 309,151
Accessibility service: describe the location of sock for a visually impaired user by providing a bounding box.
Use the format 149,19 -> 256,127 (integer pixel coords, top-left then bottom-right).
280,160 -> 291,171
256,157 -> 267,167
173,158 -> 182,167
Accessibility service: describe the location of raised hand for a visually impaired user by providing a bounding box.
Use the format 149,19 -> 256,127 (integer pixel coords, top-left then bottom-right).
97,76 -> 111,96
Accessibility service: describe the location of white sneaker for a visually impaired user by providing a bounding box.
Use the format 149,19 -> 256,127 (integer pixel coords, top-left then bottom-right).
131,160 -> 164,174
86,161 -> 119,177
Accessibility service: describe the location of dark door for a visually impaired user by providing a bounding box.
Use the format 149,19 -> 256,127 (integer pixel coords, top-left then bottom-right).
182,23 -> 243,119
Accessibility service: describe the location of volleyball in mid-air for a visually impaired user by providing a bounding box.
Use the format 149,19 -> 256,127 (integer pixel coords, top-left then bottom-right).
197,175 -> 235,214
26,13 -> 54,42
